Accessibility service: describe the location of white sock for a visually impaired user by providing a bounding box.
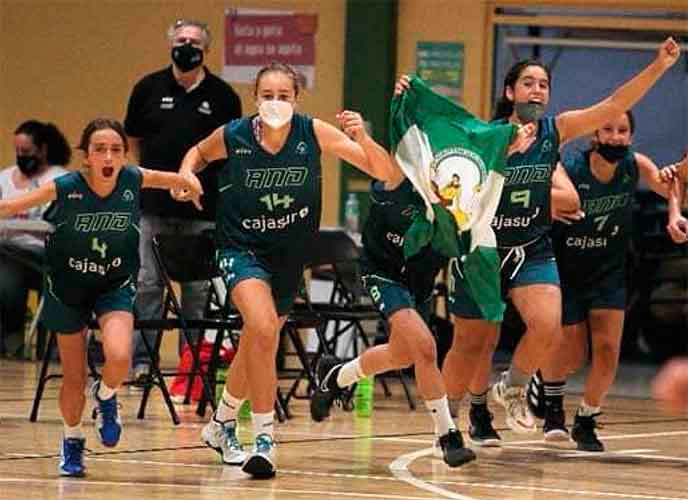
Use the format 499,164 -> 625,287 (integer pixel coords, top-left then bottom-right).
216,389 -> 243,423
97,381 -> 117,401
63,421 -> 84,440
253,411 -> 274,438
578,400 -> 601,417
425,396 -> 456,436
336,358 -> 365,388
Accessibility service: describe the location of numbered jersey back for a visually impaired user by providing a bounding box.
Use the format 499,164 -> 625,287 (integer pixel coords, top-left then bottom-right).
216,114 -> 322,259
44,167 -> 142,299
553,151 -> 638,285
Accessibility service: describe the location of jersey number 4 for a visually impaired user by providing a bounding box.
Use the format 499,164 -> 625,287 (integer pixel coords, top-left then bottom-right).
92,237 -> 108,259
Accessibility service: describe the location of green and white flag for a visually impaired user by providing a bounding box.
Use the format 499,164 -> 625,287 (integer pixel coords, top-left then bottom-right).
390,76 -> 516,321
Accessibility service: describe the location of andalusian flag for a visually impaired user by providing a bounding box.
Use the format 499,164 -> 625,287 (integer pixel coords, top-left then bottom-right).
390,76 -> 516,321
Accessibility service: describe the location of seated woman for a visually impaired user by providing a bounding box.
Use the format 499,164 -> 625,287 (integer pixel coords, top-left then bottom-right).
0,120 -> 69,355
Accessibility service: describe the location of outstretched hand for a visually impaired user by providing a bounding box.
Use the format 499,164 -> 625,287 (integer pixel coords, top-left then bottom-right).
171,172 -> 203,211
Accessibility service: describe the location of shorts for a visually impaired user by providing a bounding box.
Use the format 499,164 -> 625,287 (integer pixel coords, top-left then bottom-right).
361,272 -> 432,322
448,236 -> 560,319
562,272 -> 626,325
42,277 -> 137,333
216,248 -> 304,316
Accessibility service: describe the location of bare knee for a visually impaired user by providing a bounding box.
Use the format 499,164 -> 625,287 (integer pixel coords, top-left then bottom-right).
62,372 -> 87,393
594,338 -> 620,372
413,335 -> 438,367
451,329 -> 486,359
245,313 -> 280,352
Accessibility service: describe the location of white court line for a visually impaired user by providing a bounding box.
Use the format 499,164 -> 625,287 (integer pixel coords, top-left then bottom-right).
558,448 -> 656,458
0,477 -> 437,500
389,430 -> 688,500
5,451 -> 688,500
390,447 -> 479,500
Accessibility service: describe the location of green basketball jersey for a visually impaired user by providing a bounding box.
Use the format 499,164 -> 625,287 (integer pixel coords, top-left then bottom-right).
215,114 -> 322,260
553,151 -> 638,285
491,117 -> 560,247
362,179 -> 446,293
43,167 -> 142,302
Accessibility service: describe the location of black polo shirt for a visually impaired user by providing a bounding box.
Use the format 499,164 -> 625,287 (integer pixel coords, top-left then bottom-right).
124,66 -> 242,220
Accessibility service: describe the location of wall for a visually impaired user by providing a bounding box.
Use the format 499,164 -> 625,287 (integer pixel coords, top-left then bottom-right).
0,0 -> 346,225
397,0 -> 491,117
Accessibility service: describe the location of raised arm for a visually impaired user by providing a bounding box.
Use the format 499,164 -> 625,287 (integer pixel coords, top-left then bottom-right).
0,181 -> 57,218
556,38 -> 681,145
313,113 -> 400,182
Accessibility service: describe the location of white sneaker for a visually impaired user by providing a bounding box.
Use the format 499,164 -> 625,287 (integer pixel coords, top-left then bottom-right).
201,414 -> 247,465
241,433 -> 276,479
492,373 -> 536,434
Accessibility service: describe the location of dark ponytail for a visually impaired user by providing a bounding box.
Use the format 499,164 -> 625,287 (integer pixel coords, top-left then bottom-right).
492,60 -> 552,121
14,120 -> 72,165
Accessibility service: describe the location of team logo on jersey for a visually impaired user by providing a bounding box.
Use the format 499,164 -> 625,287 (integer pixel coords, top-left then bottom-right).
160,96 -> 174,110
122,189 -> 134,202
67,191 -> 83,200
245,166 -> 308,189
296,141 -> 308,155
235,147 -> 253,156
198,101 -> 212,115
430,147 -> 486,230
541,139 -> 552,153
578,183 -> 590,190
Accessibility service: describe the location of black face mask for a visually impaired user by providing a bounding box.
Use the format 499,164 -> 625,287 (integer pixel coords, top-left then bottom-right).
171,43 -> 204,72
597,143 -> 630,163
16,155 -> 41,176
514,102 -> 546,124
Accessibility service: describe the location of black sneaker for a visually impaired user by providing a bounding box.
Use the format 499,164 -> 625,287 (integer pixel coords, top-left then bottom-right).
571,413 -> 604,452
310,355 -> 345,422
435,429 -> 476,467
527,370 -> 545,420
468,405 -> 501,447
543,400 -> 569,442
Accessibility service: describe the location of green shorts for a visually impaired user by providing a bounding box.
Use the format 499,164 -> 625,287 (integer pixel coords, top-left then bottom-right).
42,276 -> 137,333
361,272 -> 432,322
216,248 -> 304,316
449,236 -> 560,319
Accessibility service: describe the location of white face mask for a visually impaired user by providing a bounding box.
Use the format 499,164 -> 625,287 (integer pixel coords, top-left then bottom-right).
258,100 -> 293,129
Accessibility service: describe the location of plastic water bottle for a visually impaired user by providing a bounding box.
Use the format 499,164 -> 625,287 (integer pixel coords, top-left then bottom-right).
238,400 -> 252,421
354,376 -> 374,417
215,367 -> 227,405
344,192 -> 360,235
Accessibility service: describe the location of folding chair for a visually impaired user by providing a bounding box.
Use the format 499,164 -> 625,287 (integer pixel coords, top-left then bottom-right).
153,232 -> 319,424
135,232 -> 243,423
296,229 -> 416,410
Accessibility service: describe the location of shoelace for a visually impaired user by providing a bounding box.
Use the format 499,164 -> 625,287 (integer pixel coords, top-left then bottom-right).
255,435 -> 273,453
222,425 -> 241,448
96,398 -> 121,422
63,440 -> 85,465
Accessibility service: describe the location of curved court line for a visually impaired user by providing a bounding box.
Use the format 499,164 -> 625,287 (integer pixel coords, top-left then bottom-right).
389,446 -> 479,500
389,445 -> 688,500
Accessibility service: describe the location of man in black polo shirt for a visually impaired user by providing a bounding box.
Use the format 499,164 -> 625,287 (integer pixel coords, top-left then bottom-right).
124,18 -> 241,384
